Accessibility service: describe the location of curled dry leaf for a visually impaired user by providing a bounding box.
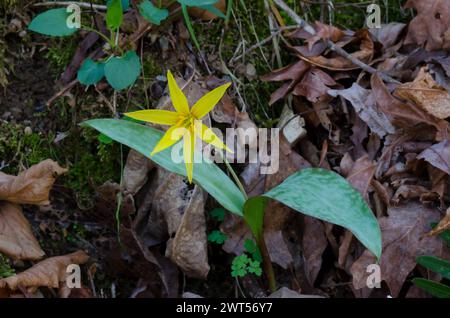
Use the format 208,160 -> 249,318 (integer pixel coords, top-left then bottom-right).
404,0 -> 450,51
418,140 -> 450,175
328,83 -> 395,138
0,159 -> 67,205
123,149 -> 154,195
427,208 -> 450,236
0,250 -> 89,291
350,202 -> 450,297
167,186 -> 209,279
369,23 -> 406,49
0,202 -> 45,260
395,68 -> 450,119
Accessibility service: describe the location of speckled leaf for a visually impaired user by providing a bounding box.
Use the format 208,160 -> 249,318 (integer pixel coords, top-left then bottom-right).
81,119 -> 245,216
243,168 -> 382,259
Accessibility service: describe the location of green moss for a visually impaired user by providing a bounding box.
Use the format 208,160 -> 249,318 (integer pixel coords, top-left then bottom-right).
44,37 -> 78,77
0,120 -> 120,207
0,254 -> 14,279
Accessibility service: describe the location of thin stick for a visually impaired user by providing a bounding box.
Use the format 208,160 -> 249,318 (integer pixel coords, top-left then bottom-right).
33,1 -> 108,10
273,0 -> 400,84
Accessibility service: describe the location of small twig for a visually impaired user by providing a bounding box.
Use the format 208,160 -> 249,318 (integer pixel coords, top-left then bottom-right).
33,1 -> 108,10
230,26 -> 297,64
46,79 -> 78,107
273,0 -> 400,84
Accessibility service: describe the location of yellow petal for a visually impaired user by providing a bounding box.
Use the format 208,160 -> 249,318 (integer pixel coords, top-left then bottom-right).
195,122 -> 233,153
150,125 -> 186,156
183,127 -> 195,183
191,82 -> 232,119
167,70 -> 190,115
124,109 -> 179,125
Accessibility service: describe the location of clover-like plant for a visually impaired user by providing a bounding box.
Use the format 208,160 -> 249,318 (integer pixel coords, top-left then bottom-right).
28,0 -> 226,90
82,72 -> 382,292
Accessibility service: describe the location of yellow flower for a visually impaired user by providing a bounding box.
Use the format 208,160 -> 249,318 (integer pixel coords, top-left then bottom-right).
125,70 -> 232,183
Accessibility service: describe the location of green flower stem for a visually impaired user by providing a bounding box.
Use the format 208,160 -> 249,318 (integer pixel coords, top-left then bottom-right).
257,235 -> 276,293
81,24 -> 114,47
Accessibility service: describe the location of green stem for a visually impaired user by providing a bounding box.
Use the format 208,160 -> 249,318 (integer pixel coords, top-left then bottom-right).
181,4 -> 201,53
81,24 -> 113,47
257,235 -> 276,293
225,0 -> 233,25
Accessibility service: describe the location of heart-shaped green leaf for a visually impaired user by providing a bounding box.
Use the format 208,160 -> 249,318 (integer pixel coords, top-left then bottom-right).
177,0 -> 219,7
77,59 -> 104,85
243,168 -> 382,260
106,0 -> 123,30
138,0 -> 169,25
28,8 -> 78,37
104,51 -> 141,90
81,119 -> 246,216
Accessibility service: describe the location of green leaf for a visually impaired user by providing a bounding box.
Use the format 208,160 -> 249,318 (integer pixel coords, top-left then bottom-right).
107,0 -> 130,11
244,239 -> 262,262
208,230 -> 227,244
177,0 -> 219,7
98,133 -> 113,144
243,168 -> 382,260
138,0 -> 169,25
210,207 -> 225,221
77,59 -> 104,85
28,8 -> 78,37
198,4 -> 226,19
104,51 -> 141,90
430,222 -> 450,247
81,119 -> 245,215
416,256 -> 450,280
412,278 -> 450,298
106,0 -> 123,30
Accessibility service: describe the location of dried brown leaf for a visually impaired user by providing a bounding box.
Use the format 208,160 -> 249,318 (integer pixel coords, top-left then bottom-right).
0,251 -> 89,291
0,159 -> 67,205
0,202 -> 44,260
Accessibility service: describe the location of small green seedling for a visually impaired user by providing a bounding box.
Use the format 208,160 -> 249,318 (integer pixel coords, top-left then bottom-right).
28,0 -> 226,90
231,254 -> 262,278
208,230 -> 227,244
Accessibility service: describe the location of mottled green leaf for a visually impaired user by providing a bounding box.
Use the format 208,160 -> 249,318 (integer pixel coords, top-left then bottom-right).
243,168 -> 382,260
81,119 -> 245,215
177,0 -> 219,7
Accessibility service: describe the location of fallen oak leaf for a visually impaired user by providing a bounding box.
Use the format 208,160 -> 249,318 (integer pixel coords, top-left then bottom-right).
0,159 -> 67,205
0,202 -> 45,261
0,250 -> 89,292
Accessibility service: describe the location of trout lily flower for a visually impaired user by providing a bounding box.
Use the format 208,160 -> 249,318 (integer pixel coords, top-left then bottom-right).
125,70 -> 232,183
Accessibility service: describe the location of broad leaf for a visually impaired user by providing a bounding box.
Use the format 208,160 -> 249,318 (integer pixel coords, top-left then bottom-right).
28,8 -> 78,37
106,0 -> 123,30
177,0 -> 219,7
243,168 -> 382,259
416,256 -> 450,280
412,278 -> 450,298
77,59 -> 104,85
139,0 -> 169,25
81,119 -> 245,216
104,51 -> 141,90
